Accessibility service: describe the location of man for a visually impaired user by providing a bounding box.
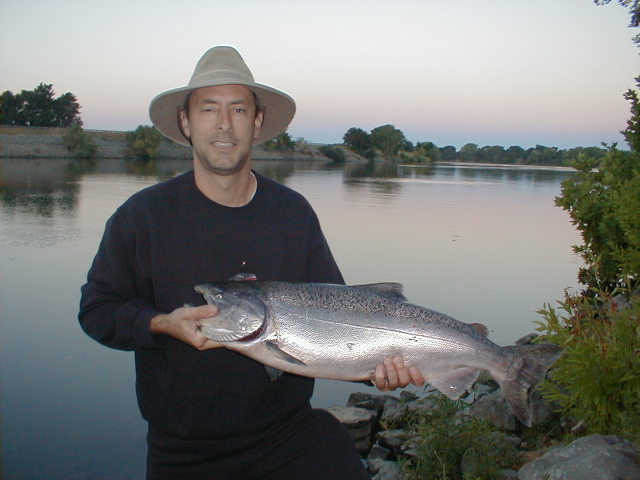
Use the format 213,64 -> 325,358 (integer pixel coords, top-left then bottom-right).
79,46 -> 423,479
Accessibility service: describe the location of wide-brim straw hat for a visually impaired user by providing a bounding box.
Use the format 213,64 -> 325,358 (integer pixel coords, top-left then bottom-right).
149,46 -> 296,146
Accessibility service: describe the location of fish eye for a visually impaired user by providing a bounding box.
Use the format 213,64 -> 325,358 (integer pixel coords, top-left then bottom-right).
215,293 -> 223,300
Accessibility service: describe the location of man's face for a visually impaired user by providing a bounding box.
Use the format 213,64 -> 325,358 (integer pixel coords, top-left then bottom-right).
180,84 -> 263,176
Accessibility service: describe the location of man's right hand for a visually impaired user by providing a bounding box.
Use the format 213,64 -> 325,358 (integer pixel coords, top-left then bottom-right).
150,305 -> 222,350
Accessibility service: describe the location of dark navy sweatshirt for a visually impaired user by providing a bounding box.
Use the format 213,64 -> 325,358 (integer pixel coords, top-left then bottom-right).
79,170 -> 343,441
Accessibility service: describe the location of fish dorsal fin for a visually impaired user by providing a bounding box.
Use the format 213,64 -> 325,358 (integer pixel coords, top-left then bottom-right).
354,283 -> 407,301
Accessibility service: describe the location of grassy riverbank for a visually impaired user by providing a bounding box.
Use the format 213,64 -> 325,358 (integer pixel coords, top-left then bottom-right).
0,125 -> 361,161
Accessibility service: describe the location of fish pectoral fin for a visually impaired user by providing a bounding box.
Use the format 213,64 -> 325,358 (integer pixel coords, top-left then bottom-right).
354,282 -> 407,301
265,341 -> 307,367
264,366 -> 285,382
428,367 -> 480,400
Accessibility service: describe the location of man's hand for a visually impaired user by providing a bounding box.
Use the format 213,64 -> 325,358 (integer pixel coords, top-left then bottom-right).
150,305 -> 222,350
374,356 -> 425,392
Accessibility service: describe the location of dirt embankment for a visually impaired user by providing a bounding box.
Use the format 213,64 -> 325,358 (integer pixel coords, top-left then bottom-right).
0,126 -> 363,162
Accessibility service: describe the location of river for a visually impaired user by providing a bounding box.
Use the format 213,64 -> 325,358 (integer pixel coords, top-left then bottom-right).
0,157 -> 581,479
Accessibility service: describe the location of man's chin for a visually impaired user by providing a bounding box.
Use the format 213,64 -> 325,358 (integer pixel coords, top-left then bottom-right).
197,155 -> 249,176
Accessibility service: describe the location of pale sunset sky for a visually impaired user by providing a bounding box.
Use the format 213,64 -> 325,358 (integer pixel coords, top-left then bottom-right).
1,0 -> 638,149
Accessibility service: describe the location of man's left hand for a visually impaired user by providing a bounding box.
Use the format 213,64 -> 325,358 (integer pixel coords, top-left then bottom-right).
374,357 -> 425,392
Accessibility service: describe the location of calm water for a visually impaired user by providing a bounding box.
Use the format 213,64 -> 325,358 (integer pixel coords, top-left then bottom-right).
0,157 -> 581,479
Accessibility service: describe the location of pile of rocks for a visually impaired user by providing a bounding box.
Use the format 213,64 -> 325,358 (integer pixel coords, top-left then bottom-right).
325,384 -> 640,480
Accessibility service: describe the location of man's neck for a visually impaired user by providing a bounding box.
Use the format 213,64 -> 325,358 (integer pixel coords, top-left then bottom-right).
194,164 -> 256,207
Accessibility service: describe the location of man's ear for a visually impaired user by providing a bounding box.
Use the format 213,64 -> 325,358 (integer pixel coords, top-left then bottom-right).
253,109 -> 264,140
178,108 -> 191,139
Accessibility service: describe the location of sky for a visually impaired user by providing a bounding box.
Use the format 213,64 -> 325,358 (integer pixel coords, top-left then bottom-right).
1,0 -> 638,149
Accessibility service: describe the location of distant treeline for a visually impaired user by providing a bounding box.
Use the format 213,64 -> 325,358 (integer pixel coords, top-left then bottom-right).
340,124 -> 619,166
438,143 -> 609,166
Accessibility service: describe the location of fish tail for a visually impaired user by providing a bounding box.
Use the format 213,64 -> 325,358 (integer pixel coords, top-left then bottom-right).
500,343 -> 563,427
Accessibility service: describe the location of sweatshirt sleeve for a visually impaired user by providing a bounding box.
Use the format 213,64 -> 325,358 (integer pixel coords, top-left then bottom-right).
78,210 -> 160,351
304,209 -> 345,285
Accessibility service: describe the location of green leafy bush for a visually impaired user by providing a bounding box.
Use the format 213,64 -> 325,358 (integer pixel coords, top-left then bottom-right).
63,123 -> 97,159
262,131 -> 294,151
535,292 -> 640,442
125,125 -> 163,161
535,78 -> 640,444
319,145 -> 346,163
402,395 -> 518,480
555,77 -> 640,292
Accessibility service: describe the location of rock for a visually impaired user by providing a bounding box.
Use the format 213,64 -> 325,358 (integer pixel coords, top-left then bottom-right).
371,460 -> 406,480
347,392 -> 398,418
518,434 -> 640,480
324,405 -> 378,455
469,390 -> 518,431
468,386 -> 558,430
380,400 -> 407,425
500,470 -> 519,479
377,429 -> 414,456
366,444 -> 392,474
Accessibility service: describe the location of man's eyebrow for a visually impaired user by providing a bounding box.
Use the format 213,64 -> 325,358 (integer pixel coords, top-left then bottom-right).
199,98 -> 248,105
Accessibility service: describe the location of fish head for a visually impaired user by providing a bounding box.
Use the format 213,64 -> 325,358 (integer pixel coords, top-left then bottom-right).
194,283 -> 266,342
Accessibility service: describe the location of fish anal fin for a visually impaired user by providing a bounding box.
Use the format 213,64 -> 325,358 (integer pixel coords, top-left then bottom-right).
264,366 -> 284,382
354,283 -> 407,301
265,341 -> 307,367
429,367 -> 480,400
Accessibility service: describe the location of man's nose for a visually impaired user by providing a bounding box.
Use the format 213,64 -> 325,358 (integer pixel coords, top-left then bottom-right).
217,109 -> 232,132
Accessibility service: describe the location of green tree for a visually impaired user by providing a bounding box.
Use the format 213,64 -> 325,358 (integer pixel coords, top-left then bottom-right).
0,83 -> 82,127
63,123 -> 97,159
555,78 -> 640,291
505,145 -> 525,163
125,125 -> 163,161
596,0 -> 640,46
413,141 -> 441,163
54,92 -> 83,127
459,143 -> 478,162
370,124 -> 407,157
439,145 -> 457,161
262,131 -> 294,151
343,127 -> 374,159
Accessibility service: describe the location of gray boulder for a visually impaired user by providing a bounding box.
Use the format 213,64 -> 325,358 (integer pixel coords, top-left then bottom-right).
324,405 -> 378,454
518,434 -> 640,480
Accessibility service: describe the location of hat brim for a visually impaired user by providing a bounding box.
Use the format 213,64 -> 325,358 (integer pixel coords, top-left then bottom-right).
149,82 -> 296,147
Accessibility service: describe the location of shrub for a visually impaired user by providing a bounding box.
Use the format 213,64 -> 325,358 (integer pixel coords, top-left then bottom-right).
535,292 -> 640,442
125,125 -> 163,160
402,395 -> 518,480
555,78 -> 639,292
319,145 -> 346,163
262,131 -> 294,151
63,123 -> 97,159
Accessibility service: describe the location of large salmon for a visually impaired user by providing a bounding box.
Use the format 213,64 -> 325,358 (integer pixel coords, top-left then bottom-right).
195,281 -> 560,426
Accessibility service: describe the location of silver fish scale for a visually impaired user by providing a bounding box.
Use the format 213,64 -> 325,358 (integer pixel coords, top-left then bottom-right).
255,282 -> 505,380
263,282 -> 485,340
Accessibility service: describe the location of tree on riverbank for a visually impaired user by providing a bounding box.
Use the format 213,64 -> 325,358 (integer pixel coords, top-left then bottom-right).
63,124 -> 97,160
125,125 -> 164,161
536,75 -> 640,443
1,83 -> 82,127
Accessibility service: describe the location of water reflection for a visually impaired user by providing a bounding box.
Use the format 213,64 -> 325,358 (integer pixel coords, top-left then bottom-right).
0,158 -> 91,216
1,156 -> 582,480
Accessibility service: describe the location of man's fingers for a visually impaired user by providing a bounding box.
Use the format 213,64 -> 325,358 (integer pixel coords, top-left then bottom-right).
393,356 -> 412,388
409,366 -> 426,387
